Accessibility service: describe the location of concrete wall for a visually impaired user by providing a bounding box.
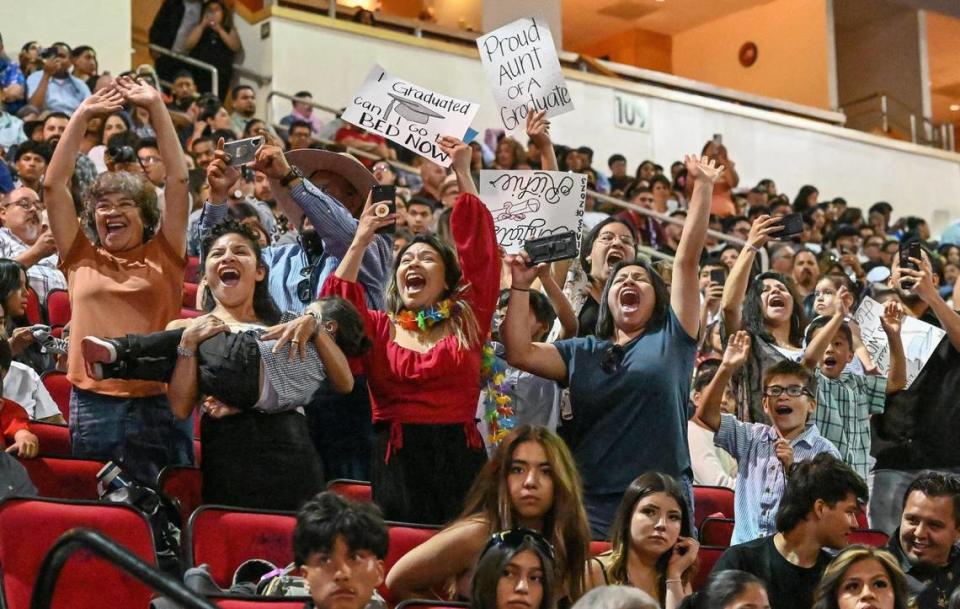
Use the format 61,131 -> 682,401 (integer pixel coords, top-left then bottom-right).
1,0 -> 132,77
266,10 -> 960,233
672,0 -> 834,111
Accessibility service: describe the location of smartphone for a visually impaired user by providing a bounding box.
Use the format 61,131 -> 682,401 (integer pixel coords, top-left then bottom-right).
710,269 -> 727,286
899,241 -> 922,289
371,185 -> 396,235
770,213 -> 803,240
39,47 -> 59,61
524,231 -> 578,266
222,136 -> 263,166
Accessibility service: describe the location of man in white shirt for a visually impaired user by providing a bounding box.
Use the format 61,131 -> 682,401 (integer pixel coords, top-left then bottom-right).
0,187 -> 67,302
3,360 -> 62,422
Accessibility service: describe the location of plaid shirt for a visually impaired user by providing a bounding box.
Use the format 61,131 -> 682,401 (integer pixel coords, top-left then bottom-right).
0,228 -> 67,302
716,414 -> 840,545
813,370 -> 886,480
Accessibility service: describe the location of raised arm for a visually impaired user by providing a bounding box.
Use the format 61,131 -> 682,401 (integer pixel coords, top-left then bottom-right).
526,109 -> 557,171
801,287 -> 849,370
43,88 -> 125,254
503,253 -> 568,381
721,215 -> 779,334
671,155 -> 723,338
897,252 -> 960,352
694,331 -> 750,432
304,303 -> 354,394
439,136 -> 478,197
879,300 -> 906,394
115,76 -> 190,255
539,263 -> 577,339
167,315 -> 229,419
335,192 -> 395,283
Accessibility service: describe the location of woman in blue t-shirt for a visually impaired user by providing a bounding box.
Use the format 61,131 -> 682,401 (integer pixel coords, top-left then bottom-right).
502,154 -> 723,536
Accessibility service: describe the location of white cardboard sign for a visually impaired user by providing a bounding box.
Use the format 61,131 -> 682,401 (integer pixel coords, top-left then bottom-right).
479,170 -> 586,254
853,296 -> 946,389
341,64 -> 479,167
476,17 -> 573,132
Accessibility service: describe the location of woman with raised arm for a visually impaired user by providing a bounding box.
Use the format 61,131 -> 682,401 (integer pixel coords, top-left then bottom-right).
268,136 -> 500,525
720,215 -> 808,422
43,76 -> 193,482
503,154 -> 723,537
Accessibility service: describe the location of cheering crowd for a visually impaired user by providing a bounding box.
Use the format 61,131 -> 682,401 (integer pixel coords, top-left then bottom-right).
2,13 -> 960,609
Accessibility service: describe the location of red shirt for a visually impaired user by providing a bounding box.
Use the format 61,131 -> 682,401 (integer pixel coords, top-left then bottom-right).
1,398 -> 30,450
322,193 -> 500,429
334,126 -> 386,168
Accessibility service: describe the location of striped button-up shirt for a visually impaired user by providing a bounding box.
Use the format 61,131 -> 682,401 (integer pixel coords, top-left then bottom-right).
0,228 -> 68,303
813,370 -> 886,480
716,414 -> 840,545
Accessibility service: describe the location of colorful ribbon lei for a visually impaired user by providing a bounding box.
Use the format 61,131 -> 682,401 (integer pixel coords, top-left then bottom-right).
390,300 -> 514,445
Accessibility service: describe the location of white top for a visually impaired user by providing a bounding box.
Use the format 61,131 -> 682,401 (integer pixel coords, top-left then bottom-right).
3,362 -> 61,420
687,419 -> 737,489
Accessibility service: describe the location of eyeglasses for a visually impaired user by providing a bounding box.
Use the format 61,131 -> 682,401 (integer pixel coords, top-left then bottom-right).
764,384 -> 812,398
94,200 -> 138,214
596,232 -> 636,248
600,344 -> 625,374
4,198 -> 41,211
482,529 -> 556,563
138,155 -> 162,165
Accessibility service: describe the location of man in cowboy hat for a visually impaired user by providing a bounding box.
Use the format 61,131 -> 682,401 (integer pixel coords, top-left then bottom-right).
196,139 -> 392,312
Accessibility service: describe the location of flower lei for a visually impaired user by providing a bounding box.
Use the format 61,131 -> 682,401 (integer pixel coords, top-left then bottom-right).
390,299 -> 515,445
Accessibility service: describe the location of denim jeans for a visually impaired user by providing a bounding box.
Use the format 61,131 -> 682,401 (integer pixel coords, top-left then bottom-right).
869,467 -> 960,535
69,387 -> 195,484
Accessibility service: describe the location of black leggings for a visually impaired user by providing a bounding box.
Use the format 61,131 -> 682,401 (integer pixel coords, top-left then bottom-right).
104,330 -> 262,411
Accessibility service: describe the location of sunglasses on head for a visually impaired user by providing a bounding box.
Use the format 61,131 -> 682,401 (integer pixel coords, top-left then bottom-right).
600,344 -> 625,374
482,529 -> 556,563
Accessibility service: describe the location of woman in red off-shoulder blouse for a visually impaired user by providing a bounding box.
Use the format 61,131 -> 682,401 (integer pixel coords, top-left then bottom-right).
282,137 -> 499,524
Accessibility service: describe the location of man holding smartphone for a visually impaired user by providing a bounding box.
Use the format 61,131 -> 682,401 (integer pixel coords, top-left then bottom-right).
25,42 -> 90,115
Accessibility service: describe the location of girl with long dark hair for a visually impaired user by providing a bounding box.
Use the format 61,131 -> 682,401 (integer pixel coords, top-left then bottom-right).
470,529 -> 556,609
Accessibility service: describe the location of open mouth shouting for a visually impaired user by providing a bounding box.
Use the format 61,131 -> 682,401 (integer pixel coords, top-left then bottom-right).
619,285 -> 641,313
404,270 -> 426,295
774,403 -> 794,416
605,247 -> 625,270
104,218 -> 128,237
217,266 -> 241,287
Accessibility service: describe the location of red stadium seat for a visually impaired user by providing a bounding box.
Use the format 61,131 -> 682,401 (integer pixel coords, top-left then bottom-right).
25,286 -> 42,325
693,485 -> 735,525
589,539 -> 611,556
19,455 -> 104,500
215,601 -> 306,609
183,282 -> 199,309
45,289 -> 71,332
185,256 -> 201,283
326,479 -> 372,502
849,529 -> 889,547
159,465 -> 203,523
856,509 -> 869,529
692,546 -> 726,592
0,497 -> 156,609
380,523 -> 442,605
186,505 -> 297,588
41,371 -> 72,423
397,602 -> 470,609
30,422 -> 71,456
699,517 -> 735,547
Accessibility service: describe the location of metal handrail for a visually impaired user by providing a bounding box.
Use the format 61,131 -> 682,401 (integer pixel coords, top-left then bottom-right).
31,529 -> 217,609
266,90 -> 341,129
148,43 -> 219,99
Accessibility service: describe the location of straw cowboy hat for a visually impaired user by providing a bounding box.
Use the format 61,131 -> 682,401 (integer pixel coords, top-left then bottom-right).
271,148 -> 378,227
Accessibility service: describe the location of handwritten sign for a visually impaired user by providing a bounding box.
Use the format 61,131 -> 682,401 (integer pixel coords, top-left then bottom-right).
614,92 -> 650,132
853,296 -> 946,389
342,64 -> 479,167
479,170 -> 586,254
476,17 -> 573,132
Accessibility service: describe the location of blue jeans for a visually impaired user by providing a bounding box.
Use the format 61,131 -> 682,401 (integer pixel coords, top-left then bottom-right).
69,388 -> 195,484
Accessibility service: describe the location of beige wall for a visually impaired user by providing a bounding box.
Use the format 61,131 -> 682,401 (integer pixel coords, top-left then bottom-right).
671,0 -> 833,110
570,28 -> 672,73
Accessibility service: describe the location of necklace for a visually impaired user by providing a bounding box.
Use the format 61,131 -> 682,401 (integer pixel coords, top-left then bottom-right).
390,299 -> 458,332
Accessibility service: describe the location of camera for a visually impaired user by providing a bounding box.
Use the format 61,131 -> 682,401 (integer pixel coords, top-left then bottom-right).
39,47 -> 60,61
107,144 -> 139,164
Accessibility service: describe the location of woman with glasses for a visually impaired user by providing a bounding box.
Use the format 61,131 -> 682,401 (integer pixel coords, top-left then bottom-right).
503,154 -> 724,536
720,214 -> 809,423
387,426 -> 591,605
591,473 -> 699,609
471,529 -> 557,609
44,76 -> 194,483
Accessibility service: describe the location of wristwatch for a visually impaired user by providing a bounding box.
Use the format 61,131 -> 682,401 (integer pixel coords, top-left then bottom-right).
279,165 -> 304,188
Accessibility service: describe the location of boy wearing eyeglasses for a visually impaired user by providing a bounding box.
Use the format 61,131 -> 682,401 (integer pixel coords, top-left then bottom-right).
693,330 -> 840,545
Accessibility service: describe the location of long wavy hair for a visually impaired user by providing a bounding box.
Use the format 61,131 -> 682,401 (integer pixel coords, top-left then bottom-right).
458,426 -> 591,602
742,271 -> 806,348
200,221 -> 281,325
0,259 -> 28,333
387,234 -> 480,349
608,472 -> 696,601
812,546 -> 909,609
595,259 -> 671,340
